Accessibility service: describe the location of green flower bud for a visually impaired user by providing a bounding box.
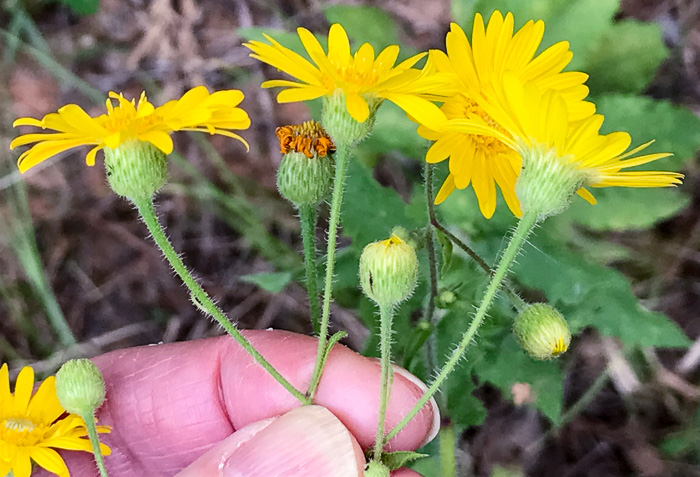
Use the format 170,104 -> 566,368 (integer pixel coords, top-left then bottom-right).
365,460 -> 390,477
435,289 -> 457,309
55,359 -> 106,417
275,121 -> 335,207
359,234 -> 418,307
322,90 -> 380,144
104,140 -> 167,201
513,303 -> 571,360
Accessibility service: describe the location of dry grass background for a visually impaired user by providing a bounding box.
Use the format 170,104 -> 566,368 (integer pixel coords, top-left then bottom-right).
1,0 -> 700,475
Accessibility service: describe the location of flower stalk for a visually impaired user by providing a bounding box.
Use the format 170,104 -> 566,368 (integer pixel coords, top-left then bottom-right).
373,303 -> 395,461
133,197 -> 309,405
299,204 -> 322,334
384,210 -> 538,444
305,141 -> 350,399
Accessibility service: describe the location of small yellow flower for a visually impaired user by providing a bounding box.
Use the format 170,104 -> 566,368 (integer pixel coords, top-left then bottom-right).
244,24 -> 448,128
471,74 -> 683,218
419,11 -> 595,218
11,86 -> 251,173
0,364 -> 111,477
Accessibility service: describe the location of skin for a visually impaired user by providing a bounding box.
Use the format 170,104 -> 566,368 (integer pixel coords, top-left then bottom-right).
36,330 -> 437,476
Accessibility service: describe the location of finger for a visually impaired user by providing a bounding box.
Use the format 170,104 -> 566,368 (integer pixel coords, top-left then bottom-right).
176,405 -> 364,477
41,330 -> 438,476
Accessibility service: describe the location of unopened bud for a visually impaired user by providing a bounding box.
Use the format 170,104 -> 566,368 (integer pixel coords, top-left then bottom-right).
359,234 -> 418,307
276,121 -> 335,207
513,303 -> 571,360
55,359 -> 106,417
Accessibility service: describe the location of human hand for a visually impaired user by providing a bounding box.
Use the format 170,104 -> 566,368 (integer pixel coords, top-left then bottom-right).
37,330 -> 438,476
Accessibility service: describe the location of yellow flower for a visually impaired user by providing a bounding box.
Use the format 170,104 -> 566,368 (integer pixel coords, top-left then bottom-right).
471,74 -> 682,218
244,24 -> 448,128
419,11 -> 595,218
11,86 -> 251,173
0,364 -> 111,477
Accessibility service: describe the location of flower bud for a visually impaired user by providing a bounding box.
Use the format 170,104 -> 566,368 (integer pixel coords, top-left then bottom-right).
322,90 -> 380,144
359,234 -> 418,307
55,359 -> 106,417
275,121 -> 335,207
365,460 -> 390,477
513,303 -> 571,360
104,140 -> 167,200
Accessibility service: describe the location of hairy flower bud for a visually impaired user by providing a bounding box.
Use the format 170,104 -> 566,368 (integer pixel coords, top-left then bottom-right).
55,359 -> 106,417
359,234 -> 418,307
322,90 -> 379,144
514,303 -> 571,360
104,140 -> 167,200
276,121 -> 335,206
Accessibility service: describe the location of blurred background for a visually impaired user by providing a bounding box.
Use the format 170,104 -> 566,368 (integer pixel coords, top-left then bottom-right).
1,0 -> 700,475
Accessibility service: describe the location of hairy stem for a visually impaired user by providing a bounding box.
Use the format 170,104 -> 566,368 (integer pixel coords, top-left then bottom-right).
385,211 -> 538,443
299,204 -> 322,334
82,412 -> 109,477
373,303 -> 395,461
306,142 -> 350,400
134,198 -> 309,404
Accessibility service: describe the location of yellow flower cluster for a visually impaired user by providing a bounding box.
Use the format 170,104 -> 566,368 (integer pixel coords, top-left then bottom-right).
10,12 -> 682,218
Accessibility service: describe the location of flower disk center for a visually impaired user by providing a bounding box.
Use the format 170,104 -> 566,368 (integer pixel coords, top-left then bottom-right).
1,417 -> 46,446
446,95 -> 510,154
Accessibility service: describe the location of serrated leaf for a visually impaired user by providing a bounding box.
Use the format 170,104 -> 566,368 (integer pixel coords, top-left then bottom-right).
584,21 -> 667,95
382,450 -> 428,470
323,5 -> 398,51
240,271 -> 292,293
476,336 -> 564,423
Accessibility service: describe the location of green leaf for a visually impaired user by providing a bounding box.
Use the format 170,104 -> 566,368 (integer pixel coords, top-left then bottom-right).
435,229 -> 454,277
357,102 -> 429,162
323,5 -> 398,51
342,160 -> 422,247
381,450 -> 428,470
61,0 -> 99,15
240,271 -> 292,293
475,336 -> 564,423
584,21 -> 667,95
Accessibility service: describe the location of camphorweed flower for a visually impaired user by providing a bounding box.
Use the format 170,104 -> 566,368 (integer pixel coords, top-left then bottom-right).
418,11 -> 595,218
0,364 -> 110,477
11,86 -> 250,173
467,74 -> 682,220
245,23 -> 449,142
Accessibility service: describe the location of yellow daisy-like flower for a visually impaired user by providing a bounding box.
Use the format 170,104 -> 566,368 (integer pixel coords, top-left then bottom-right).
244,23 -> 448,129
470,74 -> 682,218
0,364 -> 111,477
10,86 -> 251,173
419,11 -> 595,218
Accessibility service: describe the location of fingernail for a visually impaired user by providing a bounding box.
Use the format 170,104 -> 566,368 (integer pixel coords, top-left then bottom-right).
392,365 -> 440,447
222,406 -> 364,477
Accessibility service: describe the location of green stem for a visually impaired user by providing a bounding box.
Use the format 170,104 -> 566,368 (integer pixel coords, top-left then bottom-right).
430,217 -> 527,312
373,303 -> 395,461
385,211 -> 539,444
439,421 -> 456,477
306,142 -> 350,399
133,198 -> 309,405
423,164 -> 443,408
299,204 -> 322,334
82,412 -> 109,477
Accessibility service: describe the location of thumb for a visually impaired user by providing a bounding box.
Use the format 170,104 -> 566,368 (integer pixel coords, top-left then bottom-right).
176,405 -> 365,477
